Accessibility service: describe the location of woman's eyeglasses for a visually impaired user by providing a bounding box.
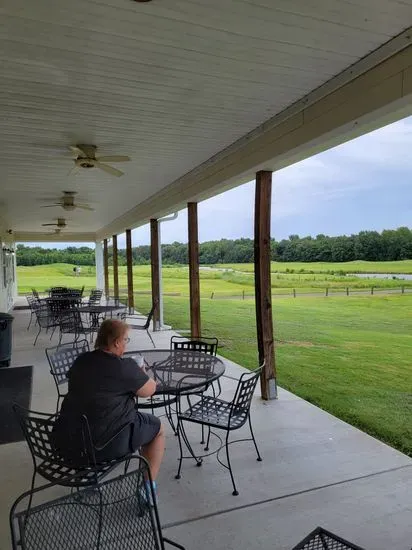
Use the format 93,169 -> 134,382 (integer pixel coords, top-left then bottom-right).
123,337 -> 130,344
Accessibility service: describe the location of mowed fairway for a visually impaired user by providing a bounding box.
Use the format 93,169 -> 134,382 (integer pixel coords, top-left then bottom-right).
18,263 -> 412,455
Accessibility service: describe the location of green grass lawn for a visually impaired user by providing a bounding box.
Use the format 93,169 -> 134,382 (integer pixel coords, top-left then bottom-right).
133,292 -> 412,457
18,262 -> 412,456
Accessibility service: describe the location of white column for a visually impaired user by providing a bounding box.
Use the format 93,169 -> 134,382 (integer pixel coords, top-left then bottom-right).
158,213 -> 178,329
12,244 -> 18,302
95,241 -> 104,290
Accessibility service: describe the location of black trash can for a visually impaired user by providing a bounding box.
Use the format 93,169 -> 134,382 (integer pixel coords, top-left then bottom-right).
0,312 -> 13,368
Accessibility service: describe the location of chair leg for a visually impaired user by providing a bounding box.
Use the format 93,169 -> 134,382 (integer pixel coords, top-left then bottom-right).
175,420 -> 184,480
204,427 -> 212,451
147,329 -> 156,348
33,326 -> 41,346
27,312 -> 33,330
175,420 -> 202,480
225,431 -> 239,496
165,401 -> 177,435
248,414 -> 262,462
26,469 -> 37,513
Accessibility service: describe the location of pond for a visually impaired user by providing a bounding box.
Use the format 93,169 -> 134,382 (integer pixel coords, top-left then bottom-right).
353,273 -> 412,280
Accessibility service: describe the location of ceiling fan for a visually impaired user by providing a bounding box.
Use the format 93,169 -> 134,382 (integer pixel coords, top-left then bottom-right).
68,144 -> 130,177
41,191 -> 94,212
41,218 -> 67,229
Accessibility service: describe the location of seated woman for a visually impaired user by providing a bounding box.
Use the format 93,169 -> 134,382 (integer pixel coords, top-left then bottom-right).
53,319 -> 164,493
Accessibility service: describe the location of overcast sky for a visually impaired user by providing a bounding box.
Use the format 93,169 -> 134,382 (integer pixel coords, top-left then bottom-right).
24,116 -> 412,249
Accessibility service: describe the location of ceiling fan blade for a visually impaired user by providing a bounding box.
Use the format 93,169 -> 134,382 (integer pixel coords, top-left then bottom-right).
76,204 -> 95,211
67,165 -> 80,177
41,204 -> 62,208
42,223 -> 57,226
69,145 -> 86,157
95,161 -> 124,177
97,156 -> 130,163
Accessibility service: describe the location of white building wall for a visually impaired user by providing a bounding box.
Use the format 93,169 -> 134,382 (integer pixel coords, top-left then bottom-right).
0,230 -> 17,312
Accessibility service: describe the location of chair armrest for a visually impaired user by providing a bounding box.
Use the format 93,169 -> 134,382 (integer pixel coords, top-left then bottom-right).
163,537 -> 186,550
94,422 -> 133,452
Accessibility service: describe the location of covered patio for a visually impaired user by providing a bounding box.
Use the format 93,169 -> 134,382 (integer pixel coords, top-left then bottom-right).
0,305 -> 411,549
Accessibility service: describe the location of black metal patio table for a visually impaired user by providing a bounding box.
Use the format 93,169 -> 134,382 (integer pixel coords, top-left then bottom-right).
77,304 -> 127,328
124,349 -> 225,395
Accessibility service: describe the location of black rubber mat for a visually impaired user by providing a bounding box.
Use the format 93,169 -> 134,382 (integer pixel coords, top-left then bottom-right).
0,365 -> 33,444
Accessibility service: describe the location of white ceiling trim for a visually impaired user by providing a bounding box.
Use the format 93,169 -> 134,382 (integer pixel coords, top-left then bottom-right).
14,232 -> 96,243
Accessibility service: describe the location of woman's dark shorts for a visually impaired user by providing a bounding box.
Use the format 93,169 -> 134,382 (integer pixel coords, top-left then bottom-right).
132,412 -> 161,450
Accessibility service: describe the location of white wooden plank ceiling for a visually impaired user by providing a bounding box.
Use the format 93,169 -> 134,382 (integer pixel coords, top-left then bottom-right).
1,0 -> 412,237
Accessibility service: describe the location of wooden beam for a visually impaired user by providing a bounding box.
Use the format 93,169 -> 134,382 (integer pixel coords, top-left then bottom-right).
125,229 -> 134,313
103,238 -> 109,298
254,171 -> 277,400
150,219 -> 161,331
112,234 -> 119,298
188,202 -> 201,338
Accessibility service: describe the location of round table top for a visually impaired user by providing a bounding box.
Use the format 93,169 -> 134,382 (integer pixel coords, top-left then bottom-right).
77,304 -> 126,313
124,349 -> 225,395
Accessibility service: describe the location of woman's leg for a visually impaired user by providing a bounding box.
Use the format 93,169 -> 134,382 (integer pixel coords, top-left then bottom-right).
141,422 -> 165,480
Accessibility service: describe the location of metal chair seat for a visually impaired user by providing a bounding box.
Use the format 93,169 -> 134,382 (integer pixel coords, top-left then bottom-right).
36,457 -> 116,487
179,395 -> 247,430
291,527 -> 365,550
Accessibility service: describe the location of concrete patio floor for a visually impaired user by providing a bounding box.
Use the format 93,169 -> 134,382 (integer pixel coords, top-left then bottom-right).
1,303 -> 411,549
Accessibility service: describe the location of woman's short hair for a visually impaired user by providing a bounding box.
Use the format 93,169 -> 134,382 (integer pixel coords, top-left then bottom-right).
95,319 -> 128,350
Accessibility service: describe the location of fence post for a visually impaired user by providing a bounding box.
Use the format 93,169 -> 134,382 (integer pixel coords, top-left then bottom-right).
346,287 -> 349,296
371,286 -> 374,295
325,287 -> 328,297
242,290 -> 245,300
402,286 -> 405,294
293,288 -> 296,298
210,292 -> 214,300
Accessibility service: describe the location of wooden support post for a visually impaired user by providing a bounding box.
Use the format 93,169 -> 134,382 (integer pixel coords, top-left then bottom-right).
254,170 -> 277,400
150,219 -> 161,331
103,239 -> 109,298
188,202 -> 201,338
126,229 -> 134,314
112,234 -> 119,298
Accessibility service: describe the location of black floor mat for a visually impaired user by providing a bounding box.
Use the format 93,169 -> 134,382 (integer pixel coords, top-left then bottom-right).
12,305 -> 31,310
0,365 -> 33,444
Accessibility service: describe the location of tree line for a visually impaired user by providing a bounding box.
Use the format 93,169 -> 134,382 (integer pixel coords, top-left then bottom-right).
15,227 -> 412,266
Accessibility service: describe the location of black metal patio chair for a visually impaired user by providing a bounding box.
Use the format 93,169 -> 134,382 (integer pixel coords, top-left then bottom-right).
10,456 -> 186,550
171,336 -> 220,442
175,364 -> 264,496
12,405 -> 135,513
26,294 -> 38,330
45,340 -> 90,413
291,526 -> 365,550
120,302 -> 157,348
87,289 -> 103,306
58,309 -> 96,344
32,304 -> 60,346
